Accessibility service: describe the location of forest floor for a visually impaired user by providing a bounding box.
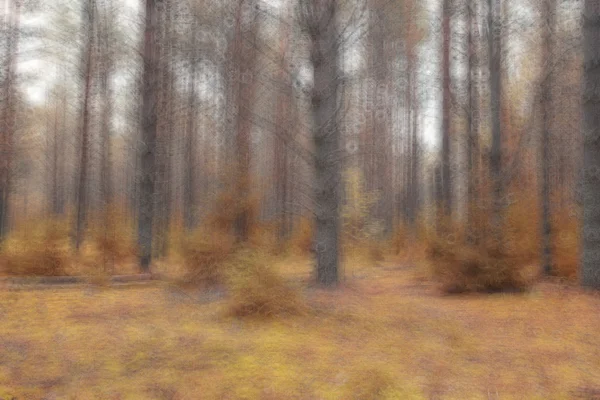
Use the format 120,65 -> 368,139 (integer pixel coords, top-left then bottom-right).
1,255 -> 600,399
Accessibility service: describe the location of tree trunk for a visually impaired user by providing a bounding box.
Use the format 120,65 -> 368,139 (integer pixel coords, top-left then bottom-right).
301,0 -> 342,286
0,0 -> 20,241
581,0 -> 600,288
441,0 -> 452,219
487,0 -> 504,247
232,0 -> 258,243
274,10 -> 293,245
540,0 -> 556,275
138,0 -> 160,272
75,0 -> 95,251
184,33 -> 197,231
465,0 -> 480,244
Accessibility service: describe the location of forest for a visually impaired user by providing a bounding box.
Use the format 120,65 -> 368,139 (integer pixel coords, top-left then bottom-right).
0,0 -> 599,398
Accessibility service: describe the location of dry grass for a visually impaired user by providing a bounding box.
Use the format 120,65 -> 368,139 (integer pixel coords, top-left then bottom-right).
1,256 -> 600,399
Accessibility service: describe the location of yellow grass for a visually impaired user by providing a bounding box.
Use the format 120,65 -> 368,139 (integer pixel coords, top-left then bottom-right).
1,256 -> 600,399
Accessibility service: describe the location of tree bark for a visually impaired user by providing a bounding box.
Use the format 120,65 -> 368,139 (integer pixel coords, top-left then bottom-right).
540,0 -> 556,275
232,0 -> 258,243
465,0 -> 480,244
75,0 -> 95,251
301,0 -> 342,286
441,0 -> 452,219
138,0 -> 160,272
487,0 -> 504,247
581,0 -> 600,288
0,0 -> 20,241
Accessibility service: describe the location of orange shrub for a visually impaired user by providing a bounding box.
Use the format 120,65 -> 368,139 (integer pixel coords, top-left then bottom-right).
181,228 -> 235,286
0,218 -> 71,276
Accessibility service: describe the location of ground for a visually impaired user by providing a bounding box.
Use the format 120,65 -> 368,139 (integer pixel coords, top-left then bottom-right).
1,257 -> 600,399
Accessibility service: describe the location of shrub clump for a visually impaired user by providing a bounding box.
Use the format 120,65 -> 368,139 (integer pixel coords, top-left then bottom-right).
427,235 -> 537,293
225,249 -> 305,318
181,228 -> 235,286
0,218 -> 71,276
86,207 -> 137,264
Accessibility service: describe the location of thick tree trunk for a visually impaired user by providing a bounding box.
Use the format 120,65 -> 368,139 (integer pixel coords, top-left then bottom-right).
75,0 -> 95,251
138,0 -> 160,272
581,0 -> 600,288
540,0 -> 556,275
302,0 -> 342,286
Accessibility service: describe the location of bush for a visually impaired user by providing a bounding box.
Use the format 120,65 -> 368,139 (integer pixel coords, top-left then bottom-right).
225,249 -> 305,318
288,217 -> 313,255
86,206 -> 137,264
552,211 -> 579,279
0,218 -> 71,276
427,234 -> 537,293
181,228 -> 235,286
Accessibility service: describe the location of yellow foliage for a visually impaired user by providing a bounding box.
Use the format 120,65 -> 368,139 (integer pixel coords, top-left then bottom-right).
342,167 -> 382,241
426,196 -> 541,293
0,217 -> 71,276
225,249 -> 306,318
85,206 -> 138,264
180,228 -> 235,286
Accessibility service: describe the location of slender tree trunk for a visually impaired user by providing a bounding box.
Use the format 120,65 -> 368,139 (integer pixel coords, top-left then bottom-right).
370,4 -> 393,235
232,0 -> 258,243
465,0 -> 480,243
138,0 -> 160,272
51,93 -> 61,215
0,0 -> 20,241
75,0 -> 95,251
540,0 -> 556,275
159,0 -> 173,256
302,0 -> 342,286
274,11 -> 292,245
581,0 -> 600,288
184,34 -> 197,231
487,0 -> 504,247
441,0 -> 452,220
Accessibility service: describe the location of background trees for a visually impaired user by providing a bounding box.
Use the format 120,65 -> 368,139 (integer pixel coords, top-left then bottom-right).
0,0 -> 596,290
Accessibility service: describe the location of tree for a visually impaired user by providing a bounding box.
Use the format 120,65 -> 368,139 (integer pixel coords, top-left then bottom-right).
540,0 -> 556,275
0,0 -> 21,240
441,0 -> 452,220
465,0 -> 481,244
183,22 -> 198,231
581,0 -> 600,288
232,0 -> 259,243
138,0 -> 160,272
487,0 -> 504,246
75,0 -> 95,251
300,0 -> 343,286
